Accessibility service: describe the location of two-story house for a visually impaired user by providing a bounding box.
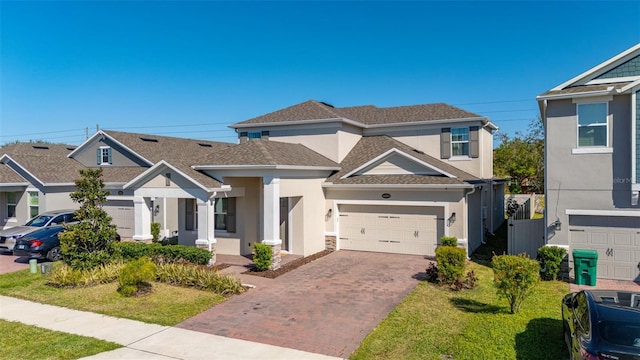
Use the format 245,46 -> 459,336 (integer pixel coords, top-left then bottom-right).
0,100 -> 504,260
538,43 -> 640,281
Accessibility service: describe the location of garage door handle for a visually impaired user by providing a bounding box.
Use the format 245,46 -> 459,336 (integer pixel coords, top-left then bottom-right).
361,228 -> 365,234
414,231 -> 419,237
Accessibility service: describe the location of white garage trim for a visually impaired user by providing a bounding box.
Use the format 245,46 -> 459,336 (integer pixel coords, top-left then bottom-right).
566,209 -> 640,217
332,200 -> 450,253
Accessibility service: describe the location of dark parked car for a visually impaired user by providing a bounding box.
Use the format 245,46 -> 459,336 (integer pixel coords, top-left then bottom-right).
13,226 -> 66,261
0,209 -> 76,253
562,289 -> 640,360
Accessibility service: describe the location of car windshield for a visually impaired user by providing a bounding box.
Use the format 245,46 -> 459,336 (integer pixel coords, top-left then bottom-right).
600,321 -> 640,347
24,215 -> 53,227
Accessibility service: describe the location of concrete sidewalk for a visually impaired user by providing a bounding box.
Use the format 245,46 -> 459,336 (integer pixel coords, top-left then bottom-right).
0,296 -> 342,360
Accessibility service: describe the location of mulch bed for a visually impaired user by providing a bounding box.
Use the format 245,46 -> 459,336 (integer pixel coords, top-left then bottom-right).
241,250 -> 333,279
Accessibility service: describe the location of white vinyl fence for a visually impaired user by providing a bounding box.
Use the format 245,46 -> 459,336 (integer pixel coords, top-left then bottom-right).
507,218 -> 546,259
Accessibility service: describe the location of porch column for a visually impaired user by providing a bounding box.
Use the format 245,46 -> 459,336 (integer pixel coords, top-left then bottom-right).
132,196 -> 152,242
195,198 -> 216,265
262,176 -> 281,270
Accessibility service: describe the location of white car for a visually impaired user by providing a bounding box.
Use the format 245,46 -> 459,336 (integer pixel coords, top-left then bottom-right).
0,210 -> 76,254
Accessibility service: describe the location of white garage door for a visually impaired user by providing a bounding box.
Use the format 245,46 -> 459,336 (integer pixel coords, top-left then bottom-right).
104,200 -> 134,240
570,217 -> 640,281
338,205 -> 442,256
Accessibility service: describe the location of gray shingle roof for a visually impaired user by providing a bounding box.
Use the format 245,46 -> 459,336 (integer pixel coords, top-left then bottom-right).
326,136 -> 478,185
0,164 -> 27,183
103,131 -> 232,188
538,82 -> 632,97
202,139 -> 339,168
233,100 -> 484,127
1,143 -> 85,183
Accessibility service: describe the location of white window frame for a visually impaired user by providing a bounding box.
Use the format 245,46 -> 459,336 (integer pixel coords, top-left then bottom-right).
28,191 -> 39,218
451,127 -> 470,157
6,192 -> 17,219
576,102 -> 609,149
214,198 -> 236,233
99,146 -> 112,165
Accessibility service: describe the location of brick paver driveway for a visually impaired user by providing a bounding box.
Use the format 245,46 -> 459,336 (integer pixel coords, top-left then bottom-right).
178,250 -> 429,358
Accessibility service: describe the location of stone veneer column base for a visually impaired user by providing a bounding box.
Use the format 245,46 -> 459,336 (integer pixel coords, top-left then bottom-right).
268,243 -> 281,270
195,240 -> 217,266
325,235 -> 337,251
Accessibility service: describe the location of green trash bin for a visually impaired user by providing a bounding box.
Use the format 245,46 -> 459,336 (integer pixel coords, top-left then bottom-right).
573,249 -> 598,286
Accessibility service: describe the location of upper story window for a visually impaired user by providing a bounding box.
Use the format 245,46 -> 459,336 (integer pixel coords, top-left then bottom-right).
577,103 -> 608,147
441,126 -> 478,159
97,146 -> 112,165
248,132 -> 262,139
451,128 -> 470,157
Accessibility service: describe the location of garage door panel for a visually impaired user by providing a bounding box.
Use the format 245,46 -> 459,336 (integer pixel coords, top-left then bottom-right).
338,205 -> 441,256
104,200 -> 134,239
570,221 -> 640,281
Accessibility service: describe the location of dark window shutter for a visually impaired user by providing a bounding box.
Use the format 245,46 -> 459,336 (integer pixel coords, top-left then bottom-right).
469,126 -> 480,158
226,198 -> 236,233
96,149 -> 101,164
441,128 -> 451,159
107,148 -> 112,164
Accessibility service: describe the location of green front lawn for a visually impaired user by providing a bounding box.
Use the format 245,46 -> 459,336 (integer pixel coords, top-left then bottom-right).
351,262 -> 569,360
0,270 -> 226,326
1,319 -> 120,360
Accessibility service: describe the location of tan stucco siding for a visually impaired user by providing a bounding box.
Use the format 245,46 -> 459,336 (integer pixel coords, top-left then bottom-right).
265,124 -> 343,163
140,170 -> 194,190
42,190 -> 77,212
337,125 -> 362,162
280,178 -> 327,256
219,177 -> 261,255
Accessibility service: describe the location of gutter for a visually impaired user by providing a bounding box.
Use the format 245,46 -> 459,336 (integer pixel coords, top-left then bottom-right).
322,183 -> 474,190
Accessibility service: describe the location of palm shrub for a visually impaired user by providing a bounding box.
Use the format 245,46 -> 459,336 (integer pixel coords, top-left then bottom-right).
47,262 -> 125,288
492,254 -> 540,314
537,246 -> 567,281
118,257 -> 157,297
59,169 -> 118,270
253,243 -> 272,271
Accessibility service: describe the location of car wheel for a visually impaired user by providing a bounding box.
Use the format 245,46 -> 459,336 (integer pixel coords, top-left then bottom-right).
46,246 -> 62,262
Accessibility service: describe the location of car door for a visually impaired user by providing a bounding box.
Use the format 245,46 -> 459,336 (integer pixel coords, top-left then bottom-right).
572,292 -> 591,358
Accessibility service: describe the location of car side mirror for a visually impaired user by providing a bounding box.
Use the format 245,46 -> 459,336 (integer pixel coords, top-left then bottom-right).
563,297 -> 575,309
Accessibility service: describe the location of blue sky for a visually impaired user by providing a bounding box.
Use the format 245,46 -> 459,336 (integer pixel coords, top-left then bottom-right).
1,1 -> 639,146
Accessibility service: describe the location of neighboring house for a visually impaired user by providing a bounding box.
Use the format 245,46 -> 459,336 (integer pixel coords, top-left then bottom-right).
0,100 -> 505,260
537,43 -> 640,281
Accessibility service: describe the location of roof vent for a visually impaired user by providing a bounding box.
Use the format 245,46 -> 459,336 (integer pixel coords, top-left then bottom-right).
32,145 -> 49,150
198,143 -> 212,148
66,147 -> 76,151
412,149 -> 425,155
140,137 -> 158,142
319,101 -> 335,108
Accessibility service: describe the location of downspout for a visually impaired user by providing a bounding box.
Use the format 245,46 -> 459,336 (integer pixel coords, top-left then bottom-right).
464,186 -> 478,257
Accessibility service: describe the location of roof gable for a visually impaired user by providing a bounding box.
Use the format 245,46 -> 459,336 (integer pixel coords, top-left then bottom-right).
327,136 -> 477,186
124,160 -> 225,192
343,148 -> 455,179
549,43 -> 640,91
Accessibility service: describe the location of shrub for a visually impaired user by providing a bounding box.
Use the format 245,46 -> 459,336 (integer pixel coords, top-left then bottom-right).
425,262 -> 439,283
118,258 -> 157,297
151,222 -> 161,243
60,169 -> 118,270
47,262 -> 125,288
253,243 -> 272,271
110,242 -> 211,265
440,236 -> 458,247
435,245 -> 466,285
492,254 -> 540,314
156,263 -> 244,295
537,246 -> 567,281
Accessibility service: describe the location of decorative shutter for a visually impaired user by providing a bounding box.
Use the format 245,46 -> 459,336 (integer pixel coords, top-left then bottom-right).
226,198 -> 236,233
469,126 -> 480,158
107,148 -> 112,164
96,149 -> 101,165
441,128 -> 451,159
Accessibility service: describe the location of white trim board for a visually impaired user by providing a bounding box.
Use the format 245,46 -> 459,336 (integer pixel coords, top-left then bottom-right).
566,209 -> 640,217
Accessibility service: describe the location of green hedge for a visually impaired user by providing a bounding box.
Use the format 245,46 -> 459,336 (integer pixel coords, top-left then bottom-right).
111,242 -> 211,265
537,246 -> 567,281
435,246 -> 466,285
492,254 -> 540,314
